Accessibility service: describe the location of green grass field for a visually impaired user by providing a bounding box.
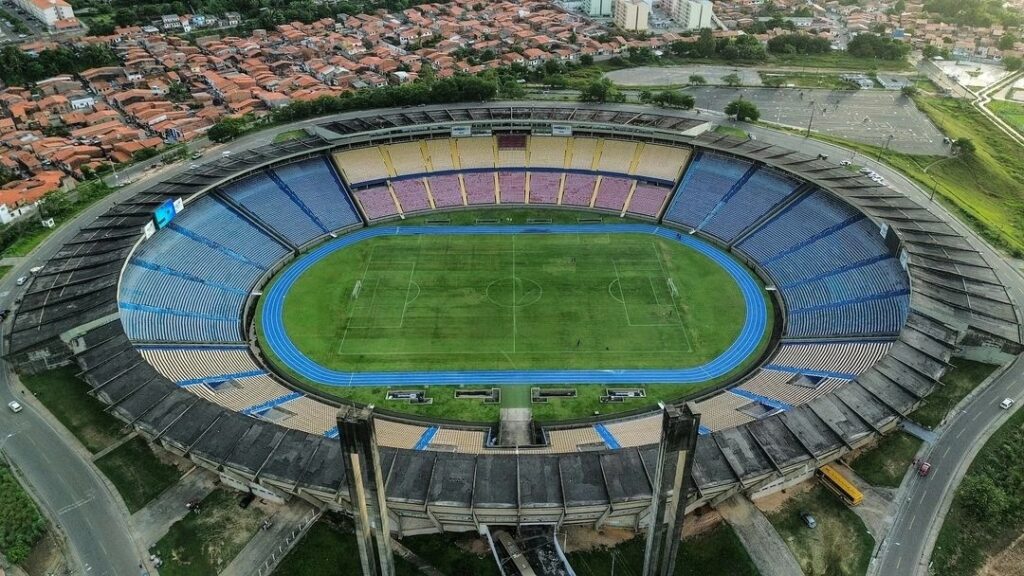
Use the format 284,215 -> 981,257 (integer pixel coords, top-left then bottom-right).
20,367 -> 125,453
94,436 -> 183,512
275,233 -> 755,372
848,431 -> 922,488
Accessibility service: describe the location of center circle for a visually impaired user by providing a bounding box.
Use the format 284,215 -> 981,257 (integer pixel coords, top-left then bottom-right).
485,277 -> 543,308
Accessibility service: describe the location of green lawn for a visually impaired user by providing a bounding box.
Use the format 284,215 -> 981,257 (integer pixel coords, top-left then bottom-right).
154,489 -> 264,576
988,100 -> 1024,133
767,485 -> 874,576
798,95 -> 1024,256
273,515 -> 437,576
714,124 -> 749,138
94,436 -> 183,512
848,431 -> 922,488
758,71 -> 861,90
910,359 -> 1000,428
0,265 -> 11,279
0,462 -> 47,565
399,533 -> 500,576
273,129 -> 308,143
931,403 -> 1024,575
567,522 -> 759,576
20,367 -> 125,453
272,233 -> 760,372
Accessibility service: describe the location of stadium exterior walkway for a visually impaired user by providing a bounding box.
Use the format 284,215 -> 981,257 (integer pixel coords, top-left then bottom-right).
718,495 -> 803,576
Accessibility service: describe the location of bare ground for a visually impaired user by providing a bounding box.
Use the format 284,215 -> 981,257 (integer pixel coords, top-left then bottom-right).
981,531 -> 1024,576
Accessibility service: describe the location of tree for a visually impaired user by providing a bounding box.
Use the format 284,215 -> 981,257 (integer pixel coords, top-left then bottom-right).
580,54 -> 594,66
1004,56 -> 1023,72
763,75 -> 786,88
847,33 -> 909,60
960,475 -> 1009,522
638,90 -> 652,103
900,85 -> 919,97
578,78 -> 622,103
953,137 -> 975,156
207,116 -> 249,143
651,91 -> 694,109
725,99 -> 760,121
722,73 -> 742,87
694,28 -> 716,58
689,74 -> 707,86
998,33 -> 1018,51
922,44 -> 940,58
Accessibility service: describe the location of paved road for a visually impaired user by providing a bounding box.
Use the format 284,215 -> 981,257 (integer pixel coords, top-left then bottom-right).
0,356 -> 142,575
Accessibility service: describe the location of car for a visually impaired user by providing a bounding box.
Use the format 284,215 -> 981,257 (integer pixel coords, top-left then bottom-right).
15,276 -> 27,286
918,461 -> 932,477
860,167 -> 872,174
191,152 -> 201,160
29,265 -> 43,275
840,160 -> 852,166
1000,398 -> 1015,409
7,400 -> 22,413
221,150 -> 232,157
800,512 -> 817,529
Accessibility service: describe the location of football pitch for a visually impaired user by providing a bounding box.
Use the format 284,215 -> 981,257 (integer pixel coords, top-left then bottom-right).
274,232 -> 760,372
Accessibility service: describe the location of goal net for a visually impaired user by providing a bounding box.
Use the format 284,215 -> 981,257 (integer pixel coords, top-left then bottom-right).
666,278 -> 679,300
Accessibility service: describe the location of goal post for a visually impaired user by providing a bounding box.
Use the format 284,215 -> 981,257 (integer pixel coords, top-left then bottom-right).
351,280 -> 363,300
667,278 -> 679,300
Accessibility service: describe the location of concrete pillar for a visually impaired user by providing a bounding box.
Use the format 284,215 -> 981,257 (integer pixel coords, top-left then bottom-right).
338,405 -> 396,576
642,404 -> 701,576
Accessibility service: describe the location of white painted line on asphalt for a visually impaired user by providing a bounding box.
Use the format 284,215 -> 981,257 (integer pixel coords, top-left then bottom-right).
58,496 -> 95,515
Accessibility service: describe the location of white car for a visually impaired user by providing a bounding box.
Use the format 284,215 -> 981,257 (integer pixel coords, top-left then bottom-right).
7,400 -> 22,413
1000,398 -> 1015,410
840,160 -> 852,166
15,276 -> 27,286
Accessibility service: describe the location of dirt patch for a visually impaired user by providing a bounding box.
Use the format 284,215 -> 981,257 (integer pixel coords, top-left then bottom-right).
981,531 -> 1024,576
20,530 -> 63,576
459,536 -> 492,557
682,508 -> 724,538
753,481 -> 815,514
562,526 -> 637,553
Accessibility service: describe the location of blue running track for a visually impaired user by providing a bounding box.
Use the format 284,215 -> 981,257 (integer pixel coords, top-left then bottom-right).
260,224 -> 769,387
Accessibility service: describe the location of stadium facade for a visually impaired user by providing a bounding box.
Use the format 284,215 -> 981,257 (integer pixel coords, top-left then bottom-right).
7,103 -> 1019,573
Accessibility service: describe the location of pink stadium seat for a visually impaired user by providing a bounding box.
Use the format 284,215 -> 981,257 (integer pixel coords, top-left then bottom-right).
529,172 -> 560,204
392,179 -> 431,213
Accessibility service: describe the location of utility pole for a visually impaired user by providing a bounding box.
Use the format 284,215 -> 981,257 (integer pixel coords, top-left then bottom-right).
805,100 -> 816,137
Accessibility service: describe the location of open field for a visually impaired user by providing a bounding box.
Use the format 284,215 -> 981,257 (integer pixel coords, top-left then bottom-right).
153,489 -> 264,576
911,359 -> 1000,428
272,129 -> 308,143
849,431 -> 922,488
988,100 -> 1024,133
767,485 -> 874,576
932,403 -> 1024,575
20,367 -> 125,453
275,233 -> 755,372
94,436 -> 183,512
566,522 -> 759,576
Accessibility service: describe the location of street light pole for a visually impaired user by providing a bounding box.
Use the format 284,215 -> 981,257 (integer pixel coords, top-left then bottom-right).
805,100 -> 816,137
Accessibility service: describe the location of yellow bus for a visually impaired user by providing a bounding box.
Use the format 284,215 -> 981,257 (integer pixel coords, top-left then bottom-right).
817,464 -> 863,506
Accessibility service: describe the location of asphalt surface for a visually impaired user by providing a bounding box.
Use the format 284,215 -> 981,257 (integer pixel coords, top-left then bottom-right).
0,100 -> 1020,575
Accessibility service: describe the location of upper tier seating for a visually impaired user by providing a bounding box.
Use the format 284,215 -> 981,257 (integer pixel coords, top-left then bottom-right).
528,136 -> 569,168
273,158 -> 362,232
700,168 -> 801,242
633,144 -> 690,182
736,191 -> 863,262
333,147 -> 390,185
168,195 -> 289,269
663,151 -> 755,228
221,171 -> 325,246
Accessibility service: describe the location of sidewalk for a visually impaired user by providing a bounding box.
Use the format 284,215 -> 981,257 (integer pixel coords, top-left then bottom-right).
131,467 -> 218,548
718,495 -> 804,576
219,499 -> 315,576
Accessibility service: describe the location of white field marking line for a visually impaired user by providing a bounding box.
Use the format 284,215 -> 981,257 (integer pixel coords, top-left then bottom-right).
611,258 -> 634,326
398,261 -> 418,328
648,275 -> 663,306
511,233 -> 517,353
651,240 -> 694,353
332,349 -> 705,356
608,279 -> 624,303
646,274 -> 684,327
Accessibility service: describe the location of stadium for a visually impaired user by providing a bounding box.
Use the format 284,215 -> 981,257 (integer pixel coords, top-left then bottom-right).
7,103 -> 1020,574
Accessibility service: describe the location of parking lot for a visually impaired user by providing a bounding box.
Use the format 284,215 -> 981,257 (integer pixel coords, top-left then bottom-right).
690,86 -> 949,155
